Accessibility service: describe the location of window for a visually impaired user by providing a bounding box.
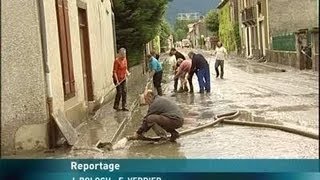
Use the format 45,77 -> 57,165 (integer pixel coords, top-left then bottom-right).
230,2 -> 234,22
258,2 -> 262,14
56,0 -> 75,100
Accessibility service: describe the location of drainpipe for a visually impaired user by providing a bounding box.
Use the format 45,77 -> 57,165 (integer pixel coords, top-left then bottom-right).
38,0 -> 57,149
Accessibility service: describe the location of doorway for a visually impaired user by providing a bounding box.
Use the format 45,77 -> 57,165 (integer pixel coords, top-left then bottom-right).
78,8 -> 94,101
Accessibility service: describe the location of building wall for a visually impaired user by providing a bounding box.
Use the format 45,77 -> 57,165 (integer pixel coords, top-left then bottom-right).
268,0 -> 318,37
230,0 -> 239,23
265,49 -> 298,67
218,1 -> 237,51
84,0 -> 115,100
1,0 -> 49,155
1,0 -> 116,155
42,0 -> 115,126
260,0 -> 269,49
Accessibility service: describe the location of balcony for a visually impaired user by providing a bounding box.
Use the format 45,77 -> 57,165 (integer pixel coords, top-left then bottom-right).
241,6 -> 256,25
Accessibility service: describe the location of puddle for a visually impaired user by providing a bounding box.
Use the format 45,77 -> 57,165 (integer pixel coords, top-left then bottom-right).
235,110 -> 283,125
232,64 -> 285,74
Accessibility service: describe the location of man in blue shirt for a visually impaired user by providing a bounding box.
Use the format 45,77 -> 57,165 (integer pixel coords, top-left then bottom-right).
148,52 -> 163,96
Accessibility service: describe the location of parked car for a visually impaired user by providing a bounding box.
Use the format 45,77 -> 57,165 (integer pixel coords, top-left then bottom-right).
182,39 -> 191,48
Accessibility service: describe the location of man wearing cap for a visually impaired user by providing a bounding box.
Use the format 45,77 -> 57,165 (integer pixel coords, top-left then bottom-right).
133,90 -> 184,142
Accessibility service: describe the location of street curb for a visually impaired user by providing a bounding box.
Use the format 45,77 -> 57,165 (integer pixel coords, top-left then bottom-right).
106,81 -> 171,145
109,97 -> 140,144
256,62 -> 287,72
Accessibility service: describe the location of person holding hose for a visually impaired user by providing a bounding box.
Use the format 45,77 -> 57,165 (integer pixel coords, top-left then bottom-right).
113,48 -> 130,111
133,90 -> 184,142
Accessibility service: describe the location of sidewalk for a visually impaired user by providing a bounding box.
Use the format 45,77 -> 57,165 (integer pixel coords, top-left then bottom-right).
72,65 -> 149,152
200,49 -> 318,77
71,55 -> 172,153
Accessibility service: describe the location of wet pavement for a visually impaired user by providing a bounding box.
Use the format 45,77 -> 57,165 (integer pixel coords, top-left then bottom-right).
6,49 -> 319,158
110,49 -> 318,158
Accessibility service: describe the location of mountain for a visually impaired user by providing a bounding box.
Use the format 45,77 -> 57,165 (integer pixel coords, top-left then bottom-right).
165,0 -> 221,26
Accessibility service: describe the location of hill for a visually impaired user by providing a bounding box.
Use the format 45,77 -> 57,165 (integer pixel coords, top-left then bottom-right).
166,0 -> 220,26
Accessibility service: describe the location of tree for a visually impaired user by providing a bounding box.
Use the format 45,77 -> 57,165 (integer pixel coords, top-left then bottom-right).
205,10 -> 219,33
159,19 -> 172,48
113,0 -> 170,66
173,19 -> 195,41
175,28 -> 185,41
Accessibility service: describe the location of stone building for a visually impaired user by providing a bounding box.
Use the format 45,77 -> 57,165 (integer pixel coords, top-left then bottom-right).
238,0 -> 318,71
1,0 -> 116,155
217,0 -> 240,52
187,16 -> 210,49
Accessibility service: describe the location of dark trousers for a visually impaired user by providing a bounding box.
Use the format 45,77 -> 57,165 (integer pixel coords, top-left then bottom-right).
187,72 -> 194,93
137,114 -> 183,136
215,60 -> 224,78
153,70 -> 163,96
173,64 -> 180,91
173,77 -> 179,91
196,67 -> 211,93
113,80 -> 127,109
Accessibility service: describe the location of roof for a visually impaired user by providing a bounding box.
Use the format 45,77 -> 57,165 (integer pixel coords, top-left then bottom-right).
217,0 -> 229,9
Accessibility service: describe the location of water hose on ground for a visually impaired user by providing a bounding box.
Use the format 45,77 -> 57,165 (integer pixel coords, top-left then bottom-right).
127,111 -> 240,142
222,120 -> 319,140
127,110 -> 318,142
96,110 -> 318,150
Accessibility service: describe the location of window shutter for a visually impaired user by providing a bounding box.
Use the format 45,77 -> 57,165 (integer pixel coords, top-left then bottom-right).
56,0 -> 75,99
62,0 -> 75,93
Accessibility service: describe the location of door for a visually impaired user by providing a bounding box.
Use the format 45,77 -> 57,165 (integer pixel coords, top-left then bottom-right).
78,8 -> 94,101
259,21 -> 264,56
246,27 -> 251,56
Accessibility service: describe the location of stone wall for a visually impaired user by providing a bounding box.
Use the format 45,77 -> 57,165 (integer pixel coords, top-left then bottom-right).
269,0 -> 318,37
265,49 -> 298,68
1,0 -> 48,155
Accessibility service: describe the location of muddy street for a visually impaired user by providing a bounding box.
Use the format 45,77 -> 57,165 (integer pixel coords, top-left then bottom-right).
7,51 -> 318,159
104,50 -> 319,158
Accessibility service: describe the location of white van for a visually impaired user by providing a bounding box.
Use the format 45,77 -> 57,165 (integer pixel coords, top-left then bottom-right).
182,39 -> 191,48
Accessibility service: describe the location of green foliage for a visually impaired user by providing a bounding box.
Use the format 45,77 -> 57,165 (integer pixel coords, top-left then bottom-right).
127,49 -> 144,67
175,28 -> 185,41
113,0 -> 169,66
205,10 -> 219,33
218,4 -> 236,51
173,19 -> 195,41
234,22 -> 241,52
159,19 -> 172,48
152,35 -> 161,53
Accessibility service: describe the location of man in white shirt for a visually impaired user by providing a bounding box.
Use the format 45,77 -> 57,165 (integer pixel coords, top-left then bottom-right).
213,41 -> 228,79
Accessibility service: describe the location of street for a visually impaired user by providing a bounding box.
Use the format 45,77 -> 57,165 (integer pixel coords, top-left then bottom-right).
5,50 -> 318,159
102,50 -> 319,158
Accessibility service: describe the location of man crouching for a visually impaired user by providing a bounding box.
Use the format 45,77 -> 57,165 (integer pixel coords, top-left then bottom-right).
133,90 -> 184,142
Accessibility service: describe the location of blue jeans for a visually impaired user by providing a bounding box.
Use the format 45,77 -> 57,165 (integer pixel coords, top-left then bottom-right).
196,67 -> 211,93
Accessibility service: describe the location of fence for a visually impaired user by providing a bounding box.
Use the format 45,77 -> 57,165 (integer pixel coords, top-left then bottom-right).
272,33 -> 296,51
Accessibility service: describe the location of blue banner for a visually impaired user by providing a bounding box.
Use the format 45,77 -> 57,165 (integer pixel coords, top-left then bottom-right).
0,159 -> 319,180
